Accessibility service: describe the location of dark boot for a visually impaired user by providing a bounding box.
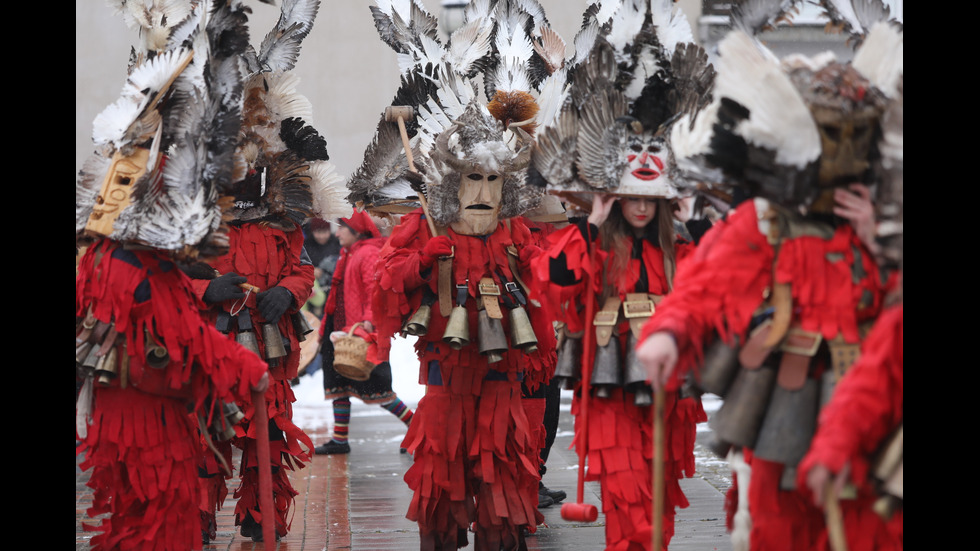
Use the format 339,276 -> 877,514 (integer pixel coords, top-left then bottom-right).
539,481 -> 566,503
314,439 -> 351,454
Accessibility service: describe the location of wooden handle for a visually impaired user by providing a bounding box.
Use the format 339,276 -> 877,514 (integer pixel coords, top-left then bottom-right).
393,115 -> 440,238
825,481 -> 849,551
252,389 -> 276,545
653,386 -> 665,551
240,282 -> 261,294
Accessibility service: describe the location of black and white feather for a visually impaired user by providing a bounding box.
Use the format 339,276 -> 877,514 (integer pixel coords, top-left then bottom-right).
531,0 -> 714,206
77,0 -> 251,258
243,0 -> 321,76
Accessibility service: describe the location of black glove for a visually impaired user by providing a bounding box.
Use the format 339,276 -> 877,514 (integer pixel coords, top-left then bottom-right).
203,272 -> 248,304
256,286 -> 294,324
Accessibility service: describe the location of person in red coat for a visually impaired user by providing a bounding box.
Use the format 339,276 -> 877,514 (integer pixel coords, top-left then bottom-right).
189,61 -> 332,540
797,75 -> 904,551
372,102 -> 557,550
797,301 -> 903,551
314,210 -> 415,455
531,192 -> 705,550
74,4 -> 269,548
637,25 -> 903,551
193,216 -> 316,541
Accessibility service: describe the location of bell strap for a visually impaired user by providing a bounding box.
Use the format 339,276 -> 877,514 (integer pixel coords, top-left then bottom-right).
593,297 -> 621,348
623,293 -> 662,338
776,326 -> 823,390
438,258 -> 453,317
479,277 -> 504,319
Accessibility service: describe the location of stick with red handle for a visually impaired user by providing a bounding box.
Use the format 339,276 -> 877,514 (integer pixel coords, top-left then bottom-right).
560,226 -> 599,523
252,388 -> 277,546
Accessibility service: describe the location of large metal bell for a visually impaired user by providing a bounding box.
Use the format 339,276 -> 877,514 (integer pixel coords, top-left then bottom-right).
442,305 -> 470,350
293,311 -> 314,342
236,329 -> 261,357
697,336 -> 741,397
508,306 -> 538,353
591,339 -> 622,398
262,323 -> 288,360
404,304 -> 432,337
624,333 -> 653,406
753,377 -> 820,467
95,346 -> 119,386
554,334 -> 582,390
477,309 -> 508,364
709,365 -> 777,450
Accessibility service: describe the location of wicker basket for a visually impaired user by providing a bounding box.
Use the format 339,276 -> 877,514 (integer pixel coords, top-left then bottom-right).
333,322 -> 375,381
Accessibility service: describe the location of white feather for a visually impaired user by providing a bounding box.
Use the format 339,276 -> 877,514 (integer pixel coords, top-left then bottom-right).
534,69 -> 569,129
92,48 -> 194,146
76,377 -> 93,439
728,448 -> 753,551
308,160 -> 354,220
715,31 -> 820,168
622,45 -> 662,100
446,18 -> 495,75
594,0 -> 622,27
852,22 -> 903,99
606,0 -> 644,64
649,0 -> 695,54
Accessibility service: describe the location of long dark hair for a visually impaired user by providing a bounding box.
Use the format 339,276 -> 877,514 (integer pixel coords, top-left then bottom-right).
597,197 -> 677,300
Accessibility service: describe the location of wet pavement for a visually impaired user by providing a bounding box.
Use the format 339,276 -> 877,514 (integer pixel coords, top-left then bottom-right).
77,391 -> 734,550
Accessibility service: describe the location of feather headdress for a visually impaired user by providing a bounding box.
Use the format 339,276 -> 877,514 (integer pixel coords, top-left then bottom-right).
230,0 -> 352,226
668,0 -> 902,212
530,0 -> 715,211
348,0 -> 588,220
76,0 -> 251,260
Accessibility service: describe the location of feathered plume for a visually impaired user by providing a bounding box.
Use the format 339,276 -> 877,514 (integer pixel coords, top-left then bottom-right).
814,0 -> 902,47
531,0 -> 714,208
232,0 -> 346,226
77,0 -> 250,260
666,0 -> 902,211
243,0 -> 320,75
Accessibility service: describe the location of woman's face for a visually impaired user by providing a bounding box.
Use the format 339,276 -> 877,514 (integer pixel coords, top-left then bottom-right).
336,225 -> 358,248
619,197 -> 657,230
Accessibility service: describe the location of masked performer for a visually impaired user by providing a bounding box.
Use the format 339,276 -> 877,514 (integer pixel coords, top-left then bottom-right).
314,210 -> 415,455
527,2 -> 716,547
637,8 -> 903,550
187,0 -> 351,541
75,3 -> 269,550
345,2 -> 585,547
797,75 -> 903,551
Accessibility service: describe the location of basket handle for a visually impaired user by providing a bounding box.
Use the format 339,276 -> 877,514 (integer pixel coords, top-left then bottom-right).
347,322 -> 364,337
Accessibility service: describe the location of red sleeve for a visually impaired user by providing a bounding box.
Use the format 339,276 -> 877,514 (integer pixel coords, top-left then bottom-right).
373,210 -> 434,360
639,200 -> 774,387
798,304 -> 903,485
529,223 -> 606,334
275,228 -> 315,312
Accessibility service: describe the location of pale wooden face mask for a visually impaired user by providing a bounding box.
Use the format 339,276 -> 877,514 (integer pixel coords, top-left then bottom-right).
84,147 -> 151,238
451,170 -> 503,236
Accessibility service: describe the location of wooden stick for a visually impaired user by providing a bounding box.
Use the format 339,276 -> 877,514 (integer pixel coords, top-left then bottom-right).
392,112 -> 439,239
653,386 -> 665,551
825,481 -> 849,551
253,389 -> 277,546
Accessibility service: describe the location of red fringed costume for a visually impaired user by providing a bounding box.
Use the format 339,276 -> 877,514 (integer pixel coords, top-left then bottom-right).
76,240 -> 268,551
191,223 -> 315,538
531,221 -> 706,551
638,199 -> 894,551
373,210 -> 556,550
519,217 -> 562,483
797,303 -> 903,550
